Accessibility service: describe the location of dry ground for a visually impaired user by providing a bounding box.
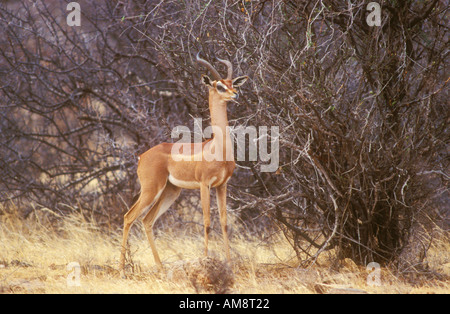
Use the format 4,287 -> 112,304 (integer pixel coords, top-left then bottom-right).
0,205 -> 448,294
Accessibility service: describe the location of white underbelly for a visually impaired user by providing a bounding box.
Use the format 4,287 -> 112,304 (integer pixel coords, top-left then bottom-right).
168,174 -> 220,189
168,174 -> 200,189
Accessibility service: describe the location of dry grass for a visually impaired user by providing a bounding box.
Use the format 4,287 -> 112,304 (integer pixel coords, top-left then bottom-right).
0,204 -> 448,294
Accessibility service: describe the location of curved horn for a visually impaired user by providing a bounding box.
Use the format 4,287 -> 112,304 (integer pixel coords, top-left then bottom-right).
196,52 -> 221,81
216,57 -> 233,80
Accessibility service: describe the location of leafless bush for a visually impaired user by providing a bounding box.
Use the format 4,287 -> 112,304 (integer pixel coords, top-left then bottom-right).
1,0 -> 448,269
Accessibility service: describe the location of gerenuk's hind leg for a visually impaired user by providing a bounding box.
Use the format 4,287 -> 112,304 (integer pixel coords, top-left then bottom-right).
142,182 -> 181,268
119,182 -> 167,274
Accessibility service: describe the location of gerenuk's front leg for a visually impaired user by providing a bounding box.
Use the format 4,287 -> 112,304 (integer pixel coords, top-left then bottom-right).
200,183 -> 211,256
216,183 -> 231,262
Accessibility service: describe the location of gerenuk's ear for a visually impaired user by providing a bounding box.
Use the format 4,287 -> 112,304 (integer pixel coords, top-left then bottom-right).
201,75 -> 213,87
232,76 -> 249,87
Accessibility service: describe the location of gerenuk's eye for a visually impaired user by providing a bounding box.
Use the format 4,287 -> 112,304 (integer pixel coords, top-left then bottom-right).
216,84 -> 227,93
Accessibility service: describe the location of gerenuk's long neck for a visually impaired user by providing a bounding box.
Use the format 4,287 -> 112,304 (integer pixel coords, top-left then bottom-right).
208,91 -> 234,162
